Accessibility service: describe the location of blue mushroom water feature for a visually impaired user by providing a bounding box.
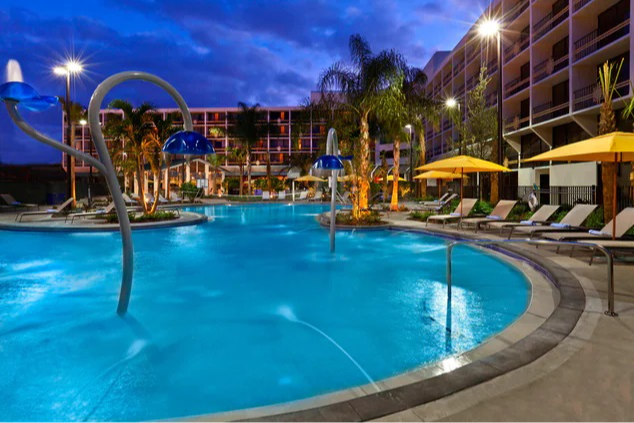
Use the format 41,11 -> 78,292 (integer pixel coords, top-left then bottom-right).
0,65 -> 208,315
312,128 -> 349,253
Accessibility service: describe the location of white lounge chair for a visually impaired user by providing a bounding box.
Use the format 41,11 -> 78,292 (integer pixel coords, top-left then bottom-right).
67,202 -> 116,224
420,193 -> 458,212
122,193 -> 139,206
310,191 -> 323,202
511,204 -> 598,238
169,192 -> 183,203
262,191 -> 271,201
16,198 -> 74,222
483,205 -> 560,238
420,192 -> 450,206
426,198 -> 478,228
1,194 -> 38,211
338,191 -> 351,204
459,200 -> 518,232
158,194 -> 170,204
298,191 -> 308,201
278,191 -> 286,201
540,207 -> 634,242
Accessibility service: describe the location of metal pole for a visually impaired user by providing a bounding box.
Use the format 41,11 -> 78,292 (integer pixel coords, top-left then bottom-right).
65,72 -> 73,205
330,170 -> 338,252
88,71 -> 193,315
445,239 -> 617,316
409,128 -> 413,183
497,32 -> 504,198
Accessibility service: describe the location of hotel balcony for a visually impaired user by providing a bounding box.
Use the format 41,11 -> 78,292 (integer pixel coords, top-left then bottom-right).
573,0 -> 592,13
504,76 -> 530,98
485,91 -> 498,108
573,80 -> 630,111
504,35 -> 530,63
533,54 -> 569,83
487,59 -> 498,76
533,100 -> 570,124
454,85 -> 465,98
466,75 -> 477,91
453,59 -> 465,77
533,6 -> 570,42
504,115 -> 530,132
466,47 -> 479,65
443,72 -> 452,87
442,120 -> 452,132
505,0 -> 530,24
573,19 -> 630,62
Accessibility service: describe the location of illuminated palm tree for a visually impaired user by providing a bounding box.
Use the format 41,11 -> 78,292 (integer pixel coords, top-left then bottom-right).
234,101 -> 262,194
318,34 -> 403,214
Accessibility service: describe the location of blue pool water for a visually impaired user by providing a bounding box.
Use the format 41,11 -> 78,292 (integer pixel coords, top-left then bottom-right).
0,204 -> 530,421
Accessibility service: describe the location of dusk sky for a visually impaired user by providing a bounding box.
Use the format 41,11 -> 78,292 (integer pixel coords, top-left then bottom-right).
0,0 -> 489,164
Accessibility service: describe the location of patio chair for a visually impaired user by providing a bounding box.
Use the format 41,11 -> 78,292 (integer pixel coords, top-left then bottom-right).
122,193 -> 139,206
338,191 -> 351,204
67,202 -> 116,224
459,200 -> 518,232
298,191 -> 308,201
169,192 -> 183,203
16,198 -> 74,222
578,239 -> 634,265
278,191 -> 286,201
426,198 -> 477,228
419,192 -> 450,206
1,194 -> 38,211
510,204 -> 598,238
419,193 -> 458,212
483,205 -> 560,238
158,194 -> 170,204
539,207 -> 634,243
262,191 -> 271,201
309,191 -> 323,202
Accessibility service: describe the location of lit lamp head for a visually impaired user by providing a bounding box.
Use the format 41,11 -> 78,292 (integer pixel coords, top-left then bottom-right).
0,82 -> 59,111
162,130 -> 215,159
445,98 -> 458,109
478,19 -> 501,37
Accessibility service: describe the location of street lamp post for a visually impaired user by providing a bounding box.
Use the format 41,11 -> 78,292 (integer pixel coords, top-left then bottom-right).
54,62 -> 83,206
79,118 -> 91,207
478,19 -> 504,199
405,124 -> 413,182
445,98 -> 461,154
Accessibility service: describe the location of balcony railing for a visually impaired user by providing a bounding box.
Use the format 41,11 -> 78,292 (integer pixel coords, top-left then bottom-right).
442,120 -> 452,131
533,54 -> 569,83
504,115 -> 530,132
454,86 -> 465,98
573,80 -> 630,111
506,0 -> 529,23
533,6 -> 569,42
485,91 -> 498,108
573,0 -> 592,13
453,60 -> 465,76
533,101 -> 569,124
504,76 -> 530,98
466,47 -> 479,64
504,36 -> 530,63
443,72 -> 452,86
487,59 -> 498,76
573,20 -> 630,62
466,76 -> 477,91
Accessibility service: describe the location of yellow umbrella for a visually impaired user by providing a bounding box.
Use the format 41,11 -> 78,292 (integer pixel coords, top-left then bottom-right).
379,175 -> 407,182
415,170 -> 468,198
417,155 -> 511,217
337,174 -> 356,182
526,131 -> 634,239
295,175 -> 326,182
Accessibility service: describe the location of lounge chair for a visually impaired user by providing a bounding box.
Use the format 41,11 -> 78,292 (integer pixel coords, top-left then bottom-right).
169,192 -> 183,203
278,191 -> 286,201
158,194 -> 170,204
298,191 -> 308,201
16,198 -> 74,222
419,193 -> 458,212
420,192 -> 450,206
1,194 -> 38,211
483,205 -> 560,238
539,207 -> 634,243
122,193 -> 139,206
338,191 -> 351,204
309,191 -> 323,202
459,200 -> 518,232
510,204 -> 598,238
67,202 -> 116,224
576,239 -> 634,265
262,191 -> 271,201
426,198 -> 478,228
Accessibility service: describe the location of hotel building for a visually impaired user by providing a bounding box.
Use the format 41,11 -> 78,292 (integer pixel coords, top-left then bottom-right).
63,105 -> 327,194
419,0 -> 632,202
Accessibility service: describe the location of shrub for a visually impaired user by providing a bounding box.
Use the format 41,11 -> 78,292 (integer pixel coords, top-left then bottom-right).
472,200 -> 494,215
106,211 -> 177,224
335,210 -> 384,226
181,182 -> 198,202
409,211 -> 434,222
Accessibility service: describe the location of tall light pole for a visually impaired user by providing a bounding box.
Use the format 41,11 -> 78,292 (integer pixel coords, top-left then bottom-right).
79,118 -> 92,207
478,19 -> 503,199
405,124 -> 413,182
53,61 -> 83,206
445,98 -> 461,154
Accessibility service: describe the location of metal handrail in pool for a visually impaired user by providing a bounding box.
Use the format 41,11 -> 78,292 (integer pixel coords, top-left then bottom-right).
445,239 -> 617,316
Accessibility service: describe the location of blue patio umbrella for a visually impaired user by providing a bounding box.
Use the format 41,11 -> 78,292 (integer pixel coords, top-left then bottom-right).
0,82 -> 58,111
162,130 -> 215,156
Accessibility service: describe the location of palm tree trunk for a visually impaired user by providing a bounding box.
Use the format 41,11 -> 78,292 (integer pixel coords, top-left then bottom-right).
358,114 -> 371,212
247,151 -> 252,195
390,137 -> 400,211
136,160 -> 149,213
70,123 -> 77,207
266,153 -> 272,193
150,171 -> 160,214
239,163 -> 244,196
419,133 -> 427,198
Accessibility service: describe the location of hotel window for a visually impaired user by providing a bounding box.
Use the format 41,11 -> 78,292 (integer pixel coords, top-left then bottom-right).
598,0 -> 630,49
280,125 -> 286,135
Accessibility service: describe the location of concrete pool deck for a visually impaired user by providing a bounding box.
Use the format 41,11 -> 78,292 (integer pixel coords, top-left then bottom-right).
371,212 -> 634,422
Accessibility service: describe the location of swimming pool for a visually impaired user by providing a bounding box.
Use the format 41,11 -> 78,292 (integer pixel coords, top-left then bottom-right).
0,204 -> 530,421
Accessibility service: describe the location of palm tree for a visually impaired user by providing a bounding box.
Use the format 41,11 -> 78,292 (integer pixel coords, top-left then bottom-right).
234,102 -> 262,194
104,100 -> 155,213
599,59 -> 624,222
318,34 -> 403,214
228,146 -> 248,196
62,100 -> 86,207
207,153 -> 223,195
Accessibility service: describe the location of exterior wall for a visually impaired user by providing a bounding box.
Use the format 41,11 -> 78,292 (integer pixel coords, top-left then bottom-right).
550,162 -> 598,186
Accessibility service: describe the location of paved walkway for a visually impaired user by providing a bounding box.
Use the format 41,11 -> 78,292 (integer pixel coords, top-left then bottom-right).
375,212 -> 634,422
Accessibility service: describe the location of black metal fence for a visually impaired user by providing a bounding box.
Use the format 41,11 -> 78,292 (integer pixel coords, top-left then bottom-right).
517,185 -> 633,211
